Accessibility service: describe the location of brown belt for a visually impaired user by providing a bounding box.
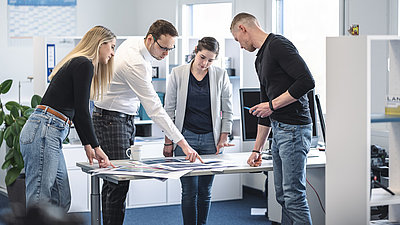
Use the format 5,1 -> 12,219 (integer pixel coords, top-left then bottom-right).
36,105 -> 72,125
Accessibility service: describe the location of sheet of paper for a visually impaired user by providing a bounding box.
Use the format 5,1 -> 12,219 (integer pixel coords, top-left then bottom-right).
89,166 -> 191,179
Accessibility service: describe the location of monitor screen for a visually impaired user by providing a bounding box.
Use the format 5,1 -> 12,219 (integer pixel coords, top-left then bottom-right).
239,88 -> 319,147
239,88 -> 262,141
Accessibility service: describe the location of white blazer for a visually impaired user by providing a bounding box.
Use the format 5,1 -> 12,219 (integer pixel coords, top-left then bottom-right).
165,63 -> 233,147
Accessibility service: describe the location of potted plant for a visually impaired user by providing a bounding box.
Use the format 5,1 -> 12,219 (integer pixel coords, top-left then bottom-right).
0,79 -> 41,216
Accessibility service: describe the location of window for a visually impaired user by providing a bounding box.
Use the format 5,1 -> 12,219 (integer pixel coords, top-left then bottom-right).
182,2 -> 232,37
276,0 -> 340,112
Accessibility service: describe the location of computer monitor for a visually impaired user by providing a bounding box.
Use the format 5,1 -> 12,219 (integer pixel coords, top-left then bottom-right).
239,88 -> 261,141
307,89 -> 319,148
239,88 -> 319,147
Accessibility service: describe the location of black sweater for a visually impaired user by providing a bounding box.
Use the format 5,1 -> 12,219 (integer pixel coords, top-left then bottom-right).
41,56 -> 99,148
255,33 -> 315,127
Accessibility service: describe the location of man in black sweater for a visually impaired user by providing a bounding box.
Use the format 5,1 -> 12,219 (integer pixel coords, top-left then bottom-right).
231,13 -> 315,225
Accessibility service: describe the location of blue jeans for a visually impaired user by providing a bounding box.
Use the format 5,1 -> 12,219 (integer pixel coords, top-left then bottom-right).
270,120 -> 312,225
175,128 -> 217,225
20,108 -> 71,212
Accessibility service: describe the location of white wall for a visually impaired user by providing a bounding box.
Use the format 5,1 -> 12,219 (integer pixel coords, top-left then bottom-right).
0,1 -> 34,105
0,0 -> 179,104
77,0 -> 177,37
344,0 -> 397,35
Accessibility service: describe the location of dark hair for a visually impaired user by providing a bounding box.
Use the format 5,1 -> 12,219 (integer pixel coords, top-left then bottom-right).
146,19 -> 179,39
194,37 -> 220,58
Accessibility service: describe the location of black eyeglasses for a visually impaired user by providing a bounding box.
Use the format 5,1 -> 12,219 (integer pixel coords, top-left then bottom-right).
153,36 -> 175,52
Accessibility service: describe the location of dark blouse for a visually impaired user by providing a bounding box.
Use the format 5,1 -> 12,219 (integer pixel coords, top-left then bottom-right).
41,56 -> 99,148
183,71 -> 213,134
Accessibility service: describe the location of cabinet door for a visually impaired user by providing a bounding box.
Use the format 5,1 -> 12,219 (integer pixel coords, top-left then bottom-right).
211,174 -> 242,201
127,179 -> 167,207
167,178 -> 182,204
67,169 -> 89,212
63,145 -> 89,212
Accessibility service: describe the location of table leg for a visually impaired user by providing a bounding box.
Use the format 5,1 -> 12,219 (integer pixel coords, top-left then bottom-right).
91,176 -> 101,225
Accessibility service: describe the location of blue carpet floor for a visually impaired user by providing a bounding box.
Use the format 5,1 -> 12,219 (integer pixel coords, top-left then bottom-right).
0,187 -> 272,225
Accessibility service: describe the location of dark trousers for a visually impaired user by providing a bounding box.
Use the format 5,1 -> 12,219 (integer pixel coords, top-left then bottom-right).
92,108 -> 135,225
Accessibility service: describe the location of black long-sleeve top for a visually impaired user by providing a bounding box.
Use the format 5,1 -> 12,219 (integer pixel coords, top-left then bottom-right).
183,71 -> 213,134
255,33 -> 315,127
41,56 -> 99,148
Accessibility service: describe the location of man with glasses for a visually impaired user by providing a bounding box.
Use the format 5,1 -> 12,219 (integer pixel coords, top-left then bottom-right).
93,19 -> 203,225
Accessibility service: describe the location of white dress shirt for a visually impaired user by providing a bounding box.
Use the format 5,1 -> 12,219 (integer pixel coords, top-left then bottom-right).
95,37 -> 184,143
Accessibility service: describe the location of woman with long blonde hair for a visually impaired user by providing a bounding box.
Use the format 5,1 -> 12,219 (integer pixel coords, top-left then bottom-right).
20,25 -> 116,211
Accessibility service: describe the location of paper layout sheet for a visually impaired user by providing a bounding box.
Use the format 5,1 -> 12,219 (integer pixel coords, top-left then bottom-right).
89,158 -> 236,180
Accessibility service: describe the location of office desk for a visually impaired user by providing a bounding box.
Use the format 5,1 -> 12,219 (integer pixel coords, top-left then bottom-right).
77,152 -> 326,225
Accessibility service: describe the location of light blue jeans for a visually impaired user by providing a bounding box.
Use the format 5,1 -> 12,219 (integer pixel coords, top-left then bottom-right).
270,119 -> 312,225
20,107 -> 71,212
175,128 -> 217,225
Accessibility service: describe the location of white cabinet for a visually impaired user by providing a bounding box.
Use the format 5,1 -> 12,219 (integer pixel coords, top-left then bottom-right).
326,36 -> 400,224
63,144 -> 90,212
127,179 -> 167,207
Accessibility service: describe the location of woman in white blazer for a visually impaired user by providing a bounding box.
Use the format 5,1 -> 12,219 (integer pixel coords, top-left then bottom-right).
163,37 -> 234,225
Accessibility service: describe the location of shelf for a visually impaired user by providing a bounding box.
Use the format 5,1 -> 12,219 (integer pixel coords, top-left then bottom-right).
233,115 -> 241,120
370,220 -> 400,225
135,136 -> 164,143
152,78 -> 166,81
135,120 -> 154,125
370,188 -> 400,207
371,114 -> 400,123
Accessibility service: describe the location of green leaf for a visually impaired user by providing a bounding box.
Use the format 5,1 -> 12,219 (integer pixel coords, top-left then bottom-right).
5,167 -> 22,186
0,110 -> 4,125
10,123 -> 17,136
4,114 -> 13,126
5,148 -> 14,161
5,101 -> 20,111
16,117 -> 26,126
21,106 -> 30,111
23,108 -> 34,119
63,137 -> 70,144
13,135 -> 20,151
0,129 -> 3,146
31,95 -> 42,108
3,126 -> 11,140
14,148 -> 23,168
1,160 -> 11,170
6,133 -> 13,148
21,106 -> 30,116
0,80 -> 12,94
10,107 -> 19,120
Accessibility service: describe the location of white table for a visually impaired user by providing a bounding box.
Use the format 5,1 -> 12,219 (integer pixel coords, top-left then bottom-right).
77,152 -> 326,225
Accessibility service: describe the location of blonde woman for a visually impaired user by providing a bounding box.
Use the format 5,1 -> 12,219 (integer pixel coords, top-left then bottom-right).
20,26 -> 115,211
